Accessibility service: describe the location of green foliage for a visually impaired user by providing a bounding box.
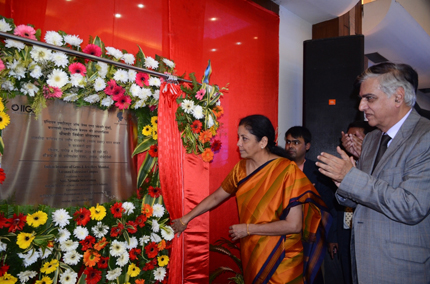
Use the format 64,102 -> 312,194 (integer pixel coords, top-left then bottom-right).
209,238 -> 243,284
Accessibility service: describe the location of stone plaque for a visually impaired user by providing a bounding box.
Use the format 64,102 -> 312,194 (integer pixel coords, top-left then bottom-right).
0,96 -> 137,207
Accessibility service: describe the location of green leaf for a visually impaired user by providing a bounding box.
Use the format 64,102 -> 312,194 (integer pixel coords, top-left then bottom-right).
135,45 -> 146,68
132,137 -> 155,157
0,136 -> 4,155
137,154 -> 157,188
209,267 -> 237,284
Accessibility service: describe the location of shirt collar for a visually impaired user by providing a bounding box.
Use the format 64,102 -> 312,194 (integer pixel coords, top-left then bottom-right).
385,108 -> 412,146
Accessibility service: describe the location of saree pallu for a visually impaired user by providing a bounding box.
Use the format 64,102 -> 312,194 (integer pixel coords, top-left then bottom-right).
222,158 -> 331,284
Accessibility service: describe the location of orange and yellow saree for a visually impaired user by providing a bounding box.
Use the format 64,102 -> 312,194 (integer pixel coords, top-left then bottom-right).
222,158 -> 331,284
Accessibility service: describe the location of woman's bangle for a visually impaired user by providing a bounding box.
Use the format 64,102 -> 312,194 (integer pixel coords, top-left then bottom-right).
179,218 -> 186,226
247,223 -> 250,236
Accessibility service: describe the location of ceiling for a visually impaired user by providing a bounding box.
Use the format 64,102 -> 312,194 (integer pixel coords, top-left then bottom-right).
274,0 -> 430,92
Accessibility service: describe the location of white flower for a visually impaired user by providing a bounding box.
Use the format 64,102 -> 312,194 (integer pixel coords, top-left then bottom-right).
192,105 -> 204,119
59,269 -> 78,284
113,69 -> 128,83
154,267 -> 166,281
64,34 -> 83,47
63,250 -> 82,265
91,221 -> 109,238
0,19 -> 12,32
153,204 -> 165,218
56,228 -> 71,243
21,82 -> 39,97
63,93 -> 79,102
161,225 -> 175,241
17,270 -> 37,283
8,60 -> 26,79
83,94 -> 101,104
151,232 -> 161,243
123,53 -> 135,64
47,69 -> 69,88
153,89 -> 160,100
106,268 -> 122,281
5,39 -> 25,50
18,250 -> 40,267
151,219 -> 160,233
162,58 -> 175,68
126,236 -> 138,250
145,56 -> 159,69
94,77 -> 106,91
97,62 -> 108,78
130,84 -> 141,97
60,239 -> 79,252
128,69 -> 137,82
52,51 -> 69,67
122,201 -> 135,215
0,240 -> 7,252
140,88 -> 152,100
134,100 -> 146,109
149,77 -> 161,87
70,73 -> 86,88
45,31 -> 64,46
140,235 -> 151,246
73,226 -> 89,240
39,247 -> 53,259
101,96 -> 114,107
30,46 -> 52,62
216,99 -> 221,106
208,115 -> 214,128
52,208 -> 71,228
106,46 -> 123,59
181,99 -> 195,114
116,252 -> 129,267
1,80 -> 15,91
110,240 -> 126,257
30,65 -> 43,79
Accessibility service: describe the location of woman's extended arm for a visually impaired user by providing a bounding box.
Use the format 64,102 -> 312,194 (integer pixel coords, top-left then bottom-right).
229,204 -> 303,241
171,186 -> 231,237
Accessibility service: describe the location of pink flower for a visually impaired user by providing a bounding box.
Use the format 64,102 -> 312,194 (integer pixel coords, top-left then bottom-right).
114,94 -> 132,110
135,72 -> 149,87
0,59 -> 5,72
104,79 -> 117,96
68,62 -> 87,75
14,25 -> 37,40
43,85 -> 62,99
195,88 -> 206,100
83,44 -> 102,57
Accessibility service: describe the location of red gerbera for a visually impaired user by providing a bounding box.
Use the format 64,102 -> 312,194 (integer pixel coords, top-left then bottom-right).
0,168 -> 6,184
129,248 -> 142,261
148,186 -> 161,198
126,220 -> 138,234
8,213 -> 26,233
111,85 -> 125,100
136,72 -> 149,87
114,94 -> 132,110
142,258 -> 157,271
97,256 -> 109,269
14,25 -> 36,40
211,139 -> 222,152
110,223 -> 124,237
135,214 -> 147,228
104,79 -> 117,96
0,264 -> 9,277
69,62 -> 87,75
80,235 -> 96,251
83,267 -> 102,284
148,145 -> 158,158
83,44 -> 102,57
0,213 -> 11,229
145,242 -> 159,259
74,208 -> 91,226
190,120 -> 202,134
110,202 -> 124,218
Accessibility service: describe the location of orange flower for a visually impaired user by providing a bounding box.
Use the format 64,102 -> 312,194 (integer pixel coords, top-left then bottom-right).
142,204 -> 153,218
212,105 -> 224,119
201,148 -> 214,162
158,239 -> 166,250
198,130 -> 212,143
94,237 -> 109,251
136,279 -> 145,284
83,250 -> 100,267
47,240 -> 54,248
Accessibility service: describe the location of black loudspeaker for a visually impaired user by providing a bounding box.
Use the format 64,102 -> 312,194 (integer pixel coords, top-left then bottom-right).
303,35 -> 364,160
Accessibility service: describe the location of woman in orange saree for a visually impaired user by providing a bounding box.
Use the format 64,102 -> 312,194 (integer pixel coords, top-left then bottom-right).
172,115 -> 331,284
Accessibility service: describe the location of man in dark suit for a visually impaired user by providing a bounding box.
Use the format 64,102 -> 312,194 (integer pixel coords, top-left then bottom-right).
317,63 -> 430,284
285,126 -> 341,284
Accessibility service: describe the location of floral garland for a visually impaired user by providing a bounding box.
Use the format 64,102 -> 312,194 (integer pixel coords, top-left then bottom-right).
0,15 -> 226,284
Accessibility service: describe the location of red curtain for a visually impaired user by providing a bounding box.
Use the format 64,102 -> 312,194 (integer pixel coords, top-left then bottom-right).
2,0 -> 279,282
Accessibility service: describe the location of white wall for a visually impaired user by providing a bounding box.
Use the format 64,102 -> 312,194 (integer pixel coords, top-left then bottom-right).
278,6 -> 312,147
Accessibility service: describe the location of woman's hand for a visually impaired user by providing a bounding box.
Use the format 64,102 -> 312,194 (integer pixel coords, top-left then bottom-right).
171,218 -> 188,237
229,223 -> 248,241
